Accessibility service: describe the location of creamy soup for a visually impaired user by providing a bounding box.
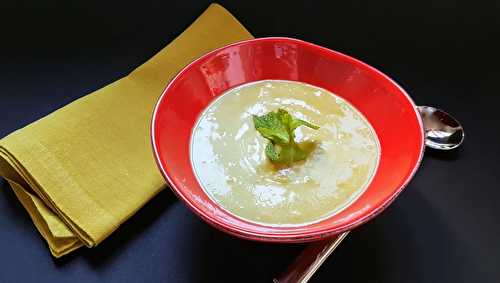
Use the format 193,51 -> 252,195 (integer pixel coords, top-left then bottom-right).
191,80 -> 380,226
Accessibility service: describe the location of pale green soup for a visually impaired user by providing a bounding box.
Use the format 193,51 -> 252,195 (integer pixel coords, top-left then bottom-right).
191,80 -> 380,226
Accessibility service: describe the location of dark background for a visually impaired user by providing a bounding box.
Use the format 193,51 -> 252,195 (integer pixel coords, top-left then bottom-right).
1,1 -> 499,282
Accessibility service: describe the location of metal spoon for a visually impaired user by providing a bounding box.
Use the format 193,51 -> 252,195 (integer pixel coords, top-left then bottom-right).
417,106 -> 465,150
274,105 -> 464,283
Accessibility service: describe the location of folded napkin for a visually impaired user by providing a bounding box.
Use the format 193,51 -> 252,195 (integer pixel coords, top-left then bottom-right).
0,4 -> 253,257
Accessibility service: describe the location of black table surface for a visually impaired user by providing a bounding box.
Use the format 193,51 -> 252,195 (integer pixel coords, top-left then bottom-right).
1,1 -> 499,282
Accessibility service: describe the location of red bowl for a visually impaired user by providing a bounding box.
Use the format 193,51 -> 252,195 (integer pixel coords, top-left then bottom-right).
151,37 -> 424,242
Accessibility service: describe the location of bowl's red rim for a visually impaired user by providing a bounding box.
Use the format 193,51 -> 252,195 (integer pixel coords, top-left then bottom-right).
151,37 -> 425,242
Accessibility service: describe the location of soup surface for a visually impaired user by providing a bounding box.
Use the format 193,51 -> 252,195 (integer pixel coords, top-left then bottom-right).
191,80 -> 380,226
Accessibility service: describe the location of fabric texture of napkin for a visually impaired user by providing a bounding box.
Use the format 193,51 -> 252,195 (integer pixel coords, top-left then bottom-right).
0,3 -> 253,257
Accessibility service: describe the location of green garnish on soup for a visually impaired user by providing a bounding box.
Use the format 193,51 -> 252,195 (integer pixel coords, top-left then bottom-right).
252,109 -> 319,165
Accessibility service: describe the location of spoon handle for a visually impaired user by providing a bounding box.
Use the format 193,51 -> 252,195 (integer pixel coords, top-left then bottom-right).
273,232 -> 349,283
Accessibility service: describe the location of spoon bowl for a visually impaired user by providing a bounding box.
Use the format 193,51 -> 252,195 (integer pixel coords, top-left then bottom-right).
417,106 -> 465,150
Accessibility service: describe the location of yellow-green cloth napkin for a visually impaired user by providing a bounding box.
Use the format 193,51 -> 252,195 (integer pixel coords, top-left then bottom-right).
0,3 -> 253,257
